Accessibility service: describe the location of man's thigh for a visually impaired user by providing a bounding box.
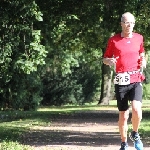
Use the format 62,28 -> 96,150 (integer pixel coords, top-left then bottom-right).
129,82 -> 142,102
115,84 -> 130,111
115,82 -> 143,111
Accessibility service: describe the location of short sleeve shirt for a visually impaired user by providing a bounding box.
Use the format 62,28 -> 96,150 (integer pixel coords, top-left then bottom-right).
104,32 -> 145,83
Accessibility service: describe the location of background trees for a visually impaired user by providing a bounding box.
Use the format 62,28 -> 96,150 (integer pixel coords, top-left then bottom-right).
0,0 -> 150,110
0,0 -> 47,110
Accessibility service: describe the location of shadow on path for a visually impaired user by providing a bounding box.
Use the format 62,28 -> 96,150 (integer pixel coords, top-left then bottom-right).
22,110 -> 150,149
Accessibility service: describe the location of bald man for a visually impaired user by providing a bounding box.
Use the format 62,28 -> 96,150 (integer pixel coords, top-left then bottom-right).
103,12 -> 146,150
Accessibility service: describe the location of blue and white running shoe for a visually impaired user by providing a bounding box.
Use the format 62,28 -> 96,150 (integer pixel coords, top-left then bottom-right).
119,142 -> 128,150
129,131 -> 143,150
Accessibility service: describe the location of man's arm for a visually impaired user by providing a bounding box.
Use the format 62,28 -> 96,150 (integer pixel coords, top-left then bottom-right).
140,52 -> 146,68
103,58 -> 111,66
103,57 -> 119,66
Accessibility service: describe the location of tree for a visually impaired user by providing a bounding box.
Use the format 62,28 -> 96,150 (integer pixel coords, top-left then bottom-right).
98,1 -> 123,104
1,0 -> 149,108
0,0 -> 47,110
36,0 -> 105,105
36,0 -> 150,106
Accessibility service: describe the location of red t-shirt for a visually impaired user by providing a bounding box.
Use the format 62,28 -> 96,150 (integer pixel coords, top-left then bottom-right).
104,32 -> 145,83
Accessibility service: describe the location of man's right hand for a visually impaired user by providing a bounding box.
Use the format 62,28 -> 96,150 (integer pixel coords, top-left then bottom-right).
103,57 -> 119,66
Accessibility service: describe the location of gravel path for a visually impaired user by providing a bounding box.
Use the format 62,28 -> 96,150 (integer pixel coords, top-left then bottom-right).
23,109 -> 150,150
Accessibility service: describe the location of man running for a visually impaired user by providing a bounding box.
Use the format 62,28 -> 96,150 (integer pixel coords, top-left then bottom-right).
103,12 -> 146,150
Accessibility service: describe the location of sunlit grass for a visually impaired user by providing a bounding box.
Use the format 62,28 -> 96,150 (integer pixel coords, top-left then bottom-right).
0,141 -> 33,150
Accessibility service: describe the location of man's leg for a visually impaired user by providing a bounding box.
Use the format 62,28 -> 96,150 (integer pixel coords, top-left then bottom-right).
115,84 -> 129,149
131,100 -> 142,132
118,110 -> 129,142
129,98 -> 143,149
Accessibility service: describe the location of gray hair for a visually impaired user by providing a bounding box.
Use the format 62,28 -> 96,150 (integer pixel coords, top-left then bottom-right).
121,12 -> 135,22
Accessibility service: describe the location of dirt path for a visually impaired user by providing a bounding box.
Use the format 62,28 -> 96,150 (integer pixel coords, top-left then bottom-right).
23,109 -> 150,150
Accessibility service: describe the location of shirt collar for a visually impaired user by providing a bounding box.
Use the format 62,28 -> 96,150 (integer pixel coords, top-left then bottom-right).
121,32 -> 133,38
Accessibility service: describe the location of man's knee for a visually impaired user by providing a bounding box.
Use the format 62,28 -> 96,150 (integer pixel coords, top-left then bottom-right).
132,109 -> 142,120
132,100 -> 142,110
132,100 -> 142,120
118,111 -> 129,125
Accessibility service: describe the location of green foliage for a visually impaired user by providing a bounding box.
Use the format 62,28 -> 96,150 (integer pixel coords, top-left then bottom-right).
1,0 -> 150,108
15,30 -> 47,74
42,64 -> 101,106
143,52 -> 150,84
36,0 -> 104,105
37,0 -> 150,106
135,1 -> 150,50
0,0 -> 47,110
12,73 -> 43,110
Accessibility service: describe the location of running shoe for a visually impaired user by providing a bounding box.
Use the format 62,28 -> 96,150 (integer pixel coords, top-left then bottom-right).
129,131 -> 143,150
119,142 -> 128,150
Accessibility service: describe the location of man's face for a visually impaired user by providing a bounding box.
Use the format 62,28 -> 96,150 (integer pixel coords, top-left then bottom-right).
121,15 -> 135,34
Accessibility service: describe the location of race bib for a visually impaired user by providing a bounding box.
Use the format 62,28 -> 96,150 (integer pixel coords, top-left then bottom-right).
114,72 -> 130,85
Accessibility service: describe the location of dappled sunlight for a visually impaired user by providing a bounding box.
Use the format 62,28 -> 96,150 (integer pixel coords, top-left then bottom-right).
0,105 -> 150,149
31,124 -> 118,133
37,105 -> 118,112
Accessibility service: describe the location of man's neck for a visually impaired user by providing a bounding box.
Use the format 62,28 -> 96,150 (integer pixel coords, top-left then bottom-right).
121,32 -> 133,38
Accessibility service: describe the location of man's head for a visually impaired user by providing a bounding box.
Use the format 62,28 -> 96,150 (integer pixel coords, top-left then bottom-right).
121,12 -> 135,35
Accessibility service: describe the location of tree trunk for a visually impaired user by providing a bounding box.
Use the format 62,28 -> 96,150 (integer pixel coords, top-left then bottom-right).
98,63 -> 113,105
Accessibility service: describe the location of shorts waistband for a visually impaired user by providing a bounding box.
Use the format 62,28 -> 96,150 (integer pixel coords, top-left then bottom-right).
116,70 -> 140,75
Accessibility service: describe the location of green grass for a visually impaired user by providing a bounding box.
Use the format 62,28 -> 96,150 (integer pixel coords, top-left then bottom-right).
0,100 -> 150,149
0,141 -> 33,150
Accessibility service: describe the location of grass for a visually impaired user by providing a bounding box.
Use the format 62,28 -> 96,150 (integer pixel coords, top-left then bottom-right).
0,100 -> 150,149
0,141 -> 33,150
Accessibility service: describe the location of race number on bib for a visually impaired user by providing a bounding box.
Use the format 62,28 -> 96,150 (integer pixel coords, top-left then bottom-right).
114,72 -> 130,85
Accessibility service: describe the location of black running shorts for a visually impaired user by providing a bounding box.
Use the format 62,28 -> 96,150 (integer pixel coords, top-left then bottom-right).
115,82 -> 143,111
